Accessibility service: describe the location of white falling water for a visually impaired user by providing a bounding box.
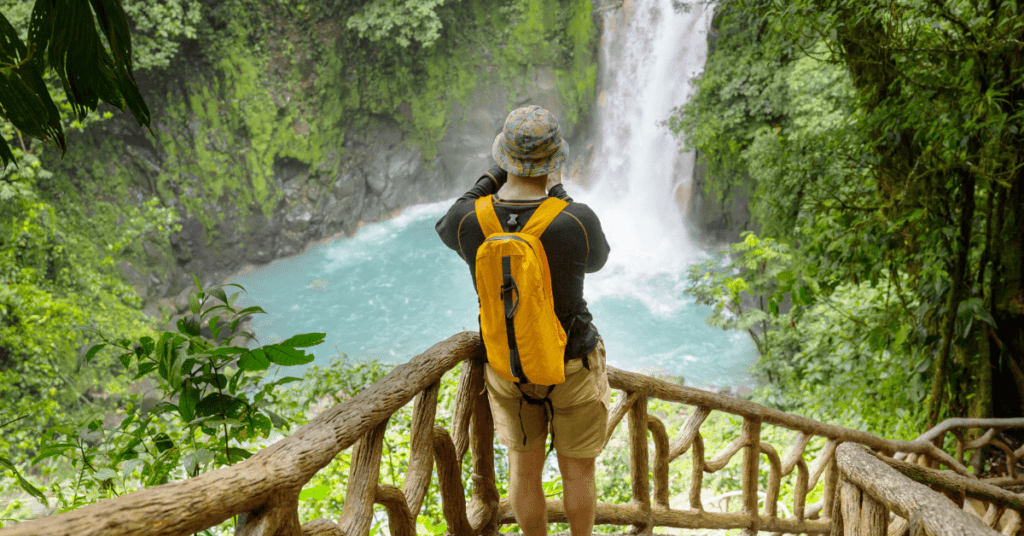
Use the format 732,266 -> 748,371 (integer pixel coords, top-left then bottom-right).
576,0 -> 715,316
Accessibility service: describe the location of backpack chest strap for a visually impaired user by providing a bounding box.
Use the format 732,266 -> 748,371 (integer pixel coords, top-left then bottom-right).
474,196 -> 569,237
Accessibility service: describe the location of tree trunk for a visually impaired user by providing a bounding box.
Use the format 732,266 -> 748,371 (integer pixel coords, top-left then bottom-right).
928,168 -> 977,425
992,166 -> 1024,418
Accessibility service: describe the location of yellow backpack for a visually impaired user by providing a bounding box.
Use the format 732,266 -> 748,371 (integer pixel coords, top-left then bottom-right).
474,195 -> 568,385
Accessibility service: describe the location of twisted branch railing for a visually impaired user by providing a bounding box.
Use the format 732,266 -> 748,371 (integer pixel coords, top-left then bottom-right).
833,444 -> 1023,536
1,332 -> 1022,536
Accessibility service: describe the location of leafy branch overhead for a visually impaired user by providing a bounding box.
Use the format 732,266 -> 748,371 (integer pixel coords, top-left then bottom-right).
0,0 -> 151,169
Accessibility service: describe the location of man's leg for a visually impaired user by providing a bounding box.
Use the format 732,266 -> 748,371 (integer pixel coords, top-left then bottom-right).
509,447 -> 548,536
557,454 -> 597,536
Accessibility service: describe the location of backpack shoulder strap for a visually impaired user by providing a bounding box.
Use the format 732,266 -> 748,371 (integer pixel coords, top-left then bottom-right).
474,195 -> 503,237
521,197 -> 569,238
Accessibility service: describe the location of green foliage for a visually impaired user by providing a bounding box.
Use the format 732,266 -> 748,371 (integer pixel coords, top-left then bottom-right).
687,231 -> 927,437
345,0 -> 448,48
669,0 -> 795,211
0,282 -> 323,516
0,0 -> 151,168
489,0 -> 599,129
0,415 -> 47,507
121,0 -> 201,70
503,0 -> 559,65
679,0 -> 1024,429
554,0 -> 598,128
0,159 -> 175,456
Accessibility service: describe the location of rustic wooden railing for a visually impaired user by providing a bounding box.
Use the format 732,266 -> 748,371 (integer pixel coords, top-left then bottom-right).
833,444 -> 1023,536
1,332 -> 1022,536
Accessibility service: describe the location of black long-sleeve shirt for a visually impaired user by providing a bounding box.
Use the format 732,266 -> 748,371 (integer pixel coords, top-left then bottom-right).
435,166 -> 611,360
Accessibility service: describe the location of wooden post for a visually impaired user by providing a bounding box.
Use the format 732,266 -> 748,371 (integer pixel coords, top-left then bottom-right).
983,504 -> 1007,530
811,440 -> 840,491
824,455 -> 840,523
605,391 -> 638,446
760,441 -> 782,519
340,418 -> 390,536
375,484 -> 415,536
795,460 -> 809,522
300,518 -> 345,536
782,433 -> 813,476
860,494 -> 888,536
841,480 -> 862,536
235,495 -> 302,536
469,361 -> 500,535
433,425 -> 473,536
452,361 -> 482,462
403,381 -> 439,518
1001,509 -> 1021,536
688,433 -> 705,510
648,416 -> 670,509
740,418 -> 762,535
831,499 -> 845,536
669,406 -> 711,460
836,443 -> 1003,536
629,394 -> 652,535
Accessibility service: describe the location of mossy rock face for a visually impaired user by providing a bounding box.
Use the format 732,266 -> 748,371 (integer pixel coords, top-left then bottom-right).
688,150 -> 756,244
42,0 -> 601,306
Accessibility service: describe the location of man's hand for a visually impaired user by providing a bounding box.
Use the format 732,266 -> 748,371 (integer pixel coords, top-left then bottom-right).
546,168 -> 562,192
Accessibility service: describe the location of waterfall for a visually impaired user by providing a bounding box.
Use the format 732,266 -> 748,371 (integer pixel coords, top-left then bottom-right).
576,0 -> 715,316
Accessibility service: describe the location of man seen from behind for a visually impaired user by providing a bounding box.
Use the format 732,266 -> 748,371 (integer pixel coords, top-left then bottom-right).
435,105 -> 611,536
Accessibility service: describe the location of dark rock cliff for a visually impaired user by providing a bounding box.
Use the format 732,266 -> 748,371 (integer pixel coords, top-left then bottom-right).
684,9 -> 757,245
88,68 -> 595,318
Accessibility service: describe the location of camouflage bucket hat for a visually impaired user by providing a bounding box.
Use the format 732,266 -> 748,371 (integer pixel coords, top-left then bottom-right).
492,105 -> 569,177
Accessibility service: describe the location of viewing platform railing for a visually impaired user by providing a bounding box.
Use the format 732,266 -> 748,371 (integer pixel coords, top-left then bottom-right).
1,332 -> 1022,536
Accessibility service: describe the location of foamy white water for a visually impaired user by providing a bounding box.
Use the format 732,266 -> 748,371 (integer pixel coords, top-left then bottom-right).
575,0 -> 715,316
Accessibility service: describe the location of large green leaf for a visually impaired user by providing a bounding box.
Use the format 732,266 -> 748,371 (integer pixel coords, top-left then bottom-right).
209,288 -> 229,304
178,385 -> 199,422
48,0 -> 102,118
226,447 -> 252,463
87,0 -> 133,73
177,314 -> 201,337
84,343 -> 106,363
195,393 -> 237,418
30,443 -> 74,465
237,348 -> 270,371
37,0 -> 147,128
299,484 -> 332,502
0,136 -> 14,169
278,332 -> 326,348
0,9 -> 64,156
0,455 -> 48,506
27,0 -> 53,64
153,433 -> 174,452
263,344 -> 314,366
0,11 -> 27,66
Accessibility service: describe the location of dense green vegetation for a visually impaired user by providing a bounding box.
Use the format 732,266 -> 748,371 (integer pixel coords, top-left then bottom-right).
677,0 -> 1023,437
0,0 -> 176,470
0,0 -> 600,527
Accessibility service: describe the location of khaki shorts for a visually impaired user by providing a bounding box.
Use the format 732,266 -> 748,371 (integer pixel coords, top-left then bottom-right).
484,340 -> 611,458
